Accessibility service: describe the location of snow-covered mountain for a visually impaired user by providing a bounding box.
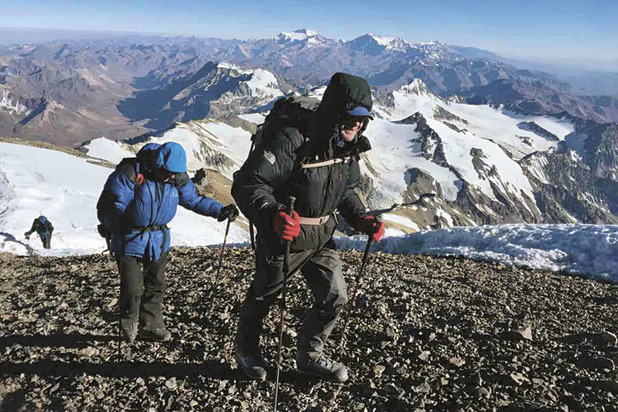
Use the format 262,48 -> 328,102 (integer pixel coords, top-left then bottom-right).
77,78 -> 617,231
357,79 -> 589,227
346,33 -> 413,55
3,30 -> 618,147
277,29 -> 322,43
84,116 -> 257,179
1,140 -> 617,283
118,62 -> 285,130
2,30 -> 617,240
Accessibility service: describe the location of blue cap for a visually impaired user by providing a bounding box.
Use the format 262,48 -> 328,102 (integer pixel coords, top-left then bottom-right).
347,106 -> 374,119
155,142 -> 187,173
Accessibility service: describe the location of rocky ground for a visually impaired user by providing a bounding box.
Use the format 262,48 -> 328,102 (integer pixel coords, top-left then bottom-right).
1,247 -> 617,411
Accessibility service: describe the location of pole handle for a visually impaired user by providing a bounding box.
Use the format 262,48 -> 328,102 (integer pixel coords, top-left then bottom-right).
286,196 -> 296,214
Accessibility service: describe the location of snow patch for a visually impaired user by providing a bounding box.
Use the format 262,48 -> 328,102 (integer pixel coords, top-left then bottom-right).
83,137 -> 134,165
245,69 -> 283,99
0,90 -> 29,115
336,224 -> 618,283
0,141 -> 246,256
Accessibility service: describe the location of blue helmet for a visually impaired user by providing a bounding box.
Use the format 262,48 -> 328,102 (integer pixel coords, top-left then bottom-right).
38,216 -> 47,224
155,142 -> 187,173
136,143 -> 161,172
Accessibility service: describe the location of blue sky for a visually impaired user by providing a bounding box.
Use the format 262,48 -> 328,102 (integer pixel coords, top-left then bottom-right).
1,0 -> 617,64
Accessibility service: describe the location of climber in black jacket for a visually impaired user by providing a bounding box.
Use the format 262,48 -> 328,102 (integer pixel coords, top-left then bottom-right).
232,72 -> 384,382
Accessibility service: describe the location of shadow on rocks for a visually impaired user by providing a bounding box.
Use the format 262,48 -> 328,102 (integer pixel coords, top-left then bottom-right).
1,359 -> 238,379
0,333 -> 115,349
0,388 -> 27,412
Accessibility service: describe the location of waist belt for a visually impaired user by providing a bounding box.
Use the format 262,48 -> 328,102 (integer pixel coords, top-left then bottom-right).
122,224 -> 168,250
298,215 -> 330,225
131,225 -> 167,232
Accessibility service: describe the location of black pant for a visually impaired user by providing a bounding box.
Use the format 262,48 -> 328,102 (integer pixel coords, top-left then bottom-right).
236,241 -> 348,360
39,233 -> 51,249
118,253 -> 168,331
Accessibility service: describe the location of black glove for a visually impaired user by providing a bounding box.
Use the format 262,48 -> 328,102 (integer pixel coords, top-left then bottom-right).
217,204 -> 239,222
24,232 -> 30,240
97,224 -> 111,239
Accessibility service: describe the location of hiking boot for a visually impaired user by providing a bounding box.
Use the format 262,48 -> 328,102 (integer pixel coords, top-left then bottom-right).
236,347 -> 270,381
121,322 -> 138,342
139,327 -> 172,342
297,354 -> 349,383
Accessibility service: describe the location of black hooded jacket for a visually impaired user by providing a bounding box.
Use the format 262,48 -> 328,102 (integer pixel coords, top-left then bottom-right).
232,73 -> 373,252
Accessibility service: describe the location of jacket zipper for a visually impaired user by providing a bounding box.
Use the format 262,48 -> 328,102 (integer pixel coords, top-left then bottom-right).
147,182 -> 155,228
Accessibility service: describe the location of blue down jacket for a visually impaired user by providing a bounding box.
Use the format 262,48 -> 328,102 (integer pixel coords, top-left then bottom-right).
102,144 -> 222,261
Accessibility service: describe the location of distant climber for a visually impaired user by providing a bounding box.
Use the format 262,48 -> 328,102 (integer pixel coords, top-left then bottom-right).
97,141 -> 239,342
24,216 -> 54,249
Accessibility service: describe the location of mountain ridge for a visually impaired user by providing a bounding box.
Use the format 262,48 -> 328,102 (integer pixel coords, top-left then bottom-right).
2,30 -> 617,147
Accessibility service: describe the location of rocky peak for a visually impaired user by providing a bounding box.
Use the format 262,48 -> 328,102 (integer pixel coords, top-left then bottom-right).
587,123 -> 618,180
277,29 -> 320,42
516,121 -> 559,141
399,78 -> 430,96
560,121 -> 618,180
399,112 -> 448,167
347,34 -> 412,55
0,90 -> 31,116
520,149 -> 618,223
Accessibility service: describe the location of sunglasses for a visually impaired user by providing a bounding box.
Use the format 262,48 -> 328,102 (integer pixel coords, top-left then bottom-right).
152,168 -> 177,183
340,113 -> 370,127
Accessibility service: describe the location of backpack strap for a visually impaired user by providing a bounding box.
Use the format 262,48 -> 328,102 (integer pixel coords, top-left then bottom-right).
300,156 -> 353,169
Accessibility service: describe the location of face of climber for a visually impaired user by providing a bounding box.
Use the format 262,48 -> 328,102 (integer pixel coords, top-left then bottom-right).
339,114 -> 367,142
153,168 -> 176,183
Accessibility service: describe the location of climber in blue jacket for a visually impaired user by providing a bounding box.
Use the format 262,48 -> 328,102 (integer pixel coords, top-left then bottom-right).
24,215 -> 54,249
98,141 -> 238,342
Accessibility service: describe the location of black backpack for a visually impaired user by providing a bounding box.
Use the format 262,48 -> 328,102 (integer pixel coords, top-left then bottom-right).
249,96 -> 320,154
237,96 -> 320,248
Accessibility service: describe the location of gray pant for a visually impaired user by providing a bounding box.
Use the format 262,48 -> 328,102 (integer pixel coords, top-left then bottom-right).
118,253 -> 168,332
236,242 -> 348,360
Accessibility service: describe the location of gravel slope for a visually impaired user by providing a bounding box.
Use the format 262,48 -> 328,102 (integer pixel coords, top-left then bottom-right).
1,248 -> 617,411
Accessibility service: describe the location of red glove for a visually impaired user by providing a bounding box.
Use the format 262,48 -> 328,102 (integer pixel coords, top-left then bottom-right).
272,209 -> 301,241
355,215 -> 384,242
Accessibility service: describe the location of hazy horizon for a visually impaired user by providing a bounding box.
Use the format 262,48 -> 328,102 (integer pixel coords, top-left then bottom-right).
1,25 -> 617,74
1,0 -> 617,70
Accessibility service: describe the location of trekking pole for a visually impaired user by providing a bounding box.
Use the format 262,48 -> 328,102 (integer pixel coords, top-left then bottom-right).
117,308 -> 121,360
213,218 -> 232,286
249,223 -> 255,250
273,196 -> 296,412
338,235 -> 374,350
367,193 -> 436,217
117,259 -> 122,361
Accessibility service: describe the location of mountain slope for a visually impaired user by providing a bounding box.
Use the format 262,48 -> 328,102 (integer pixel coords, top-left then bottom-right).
1,249 -> 616,410
0,140 -> 245,256
359,80 -> 580,226
118,62 -> 284,130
